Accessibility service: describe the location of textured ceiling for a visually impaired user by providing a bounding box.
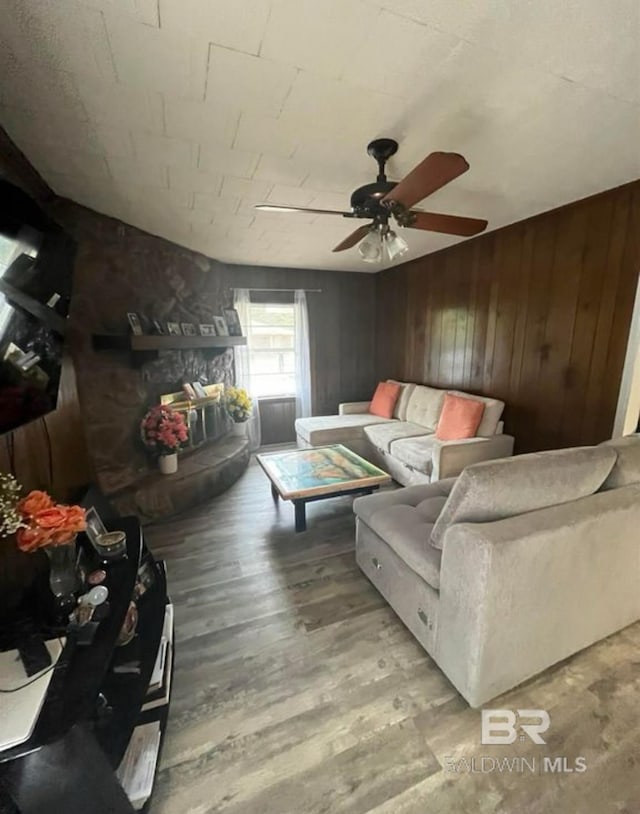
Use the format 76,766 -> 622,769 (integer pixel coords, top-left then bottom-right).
1,0 -> 639,272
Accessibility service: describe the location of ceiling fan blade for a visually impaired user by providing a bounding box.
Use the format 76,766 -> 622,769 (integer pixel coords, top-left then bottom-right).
382,152 -> 469,210
408,211 -> 488,237
332,225 -> 372,252
255,204 -> 349,216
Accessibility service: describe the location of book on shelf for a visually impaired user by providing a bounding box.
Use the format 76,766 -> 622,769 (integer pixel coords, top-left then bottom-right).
116,720 -> 161,811
142,603 -> 174,712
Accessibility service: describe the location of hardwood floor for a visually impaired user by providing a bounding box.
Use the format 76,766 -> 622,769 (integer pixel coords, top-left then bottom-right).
145,456 -> 640,814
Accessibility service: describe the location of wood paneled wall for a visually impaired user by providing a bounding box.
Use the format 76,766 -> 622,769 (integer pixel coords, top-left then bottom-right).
259,397 -> 297,445
376,181 -> 640,452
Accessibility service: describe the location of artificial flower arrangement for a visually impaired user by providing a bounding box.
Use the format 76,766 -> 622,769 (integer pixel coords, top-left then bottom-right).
140,404 -> 189,455
0,473 -> 87,552
224,386 -> 252,423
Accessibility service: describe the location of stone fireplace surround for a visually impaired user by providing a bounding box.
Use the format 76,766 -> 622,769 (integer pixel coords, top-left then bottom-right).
58,204 -> 251,508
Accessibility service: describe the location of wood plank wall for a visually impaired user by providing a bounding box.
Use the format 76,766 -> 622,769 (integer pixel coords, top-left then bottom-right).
259,397 -> 297,445
376,181 -> 640,452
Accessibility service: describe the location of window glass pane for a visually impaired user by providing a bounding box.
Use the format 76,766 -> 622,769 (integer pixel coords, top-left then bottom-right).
249,373 -> 296,397
249,351 -> 295,375
246,302 -> 297,398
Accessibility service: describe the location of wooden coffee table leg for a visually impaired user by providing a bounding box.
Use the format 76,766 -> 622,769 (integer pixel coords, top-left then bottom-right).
271,482 -> 279,502
294,500 -> 307,533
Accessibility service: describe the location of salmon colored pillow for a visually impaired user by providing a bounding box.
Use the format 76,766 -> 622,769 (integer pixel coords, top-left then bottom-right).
369,381 -> 401,419
436,393 -> 485,441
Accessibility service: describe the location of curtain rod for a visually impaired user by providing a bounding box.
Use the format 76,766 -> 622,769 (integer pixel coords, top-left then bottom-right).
233,287 -> 322,293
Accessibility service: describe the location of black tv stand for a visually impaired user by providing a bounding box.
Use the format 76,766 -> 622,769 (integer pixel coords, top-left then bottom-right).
0,513 -> 173,813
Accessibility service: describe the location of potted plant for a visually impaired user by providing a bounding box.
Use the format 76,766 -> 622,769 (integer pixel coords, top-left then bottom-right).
141,404 -> 189,474
223,386 -> 252,436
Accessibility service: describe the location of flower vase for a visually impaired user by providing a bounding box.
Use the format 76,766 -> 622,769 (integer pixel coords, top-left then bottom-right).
231,422 -> 247,437
44,538 -> 80,618
159,452 -> 178,474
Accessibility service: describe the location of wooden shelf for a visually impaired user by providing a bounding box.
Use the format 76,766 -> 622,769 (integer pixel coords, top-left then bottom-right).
0,279 -> 67,335
131,335 -> 246,351
92,334 -> 246,366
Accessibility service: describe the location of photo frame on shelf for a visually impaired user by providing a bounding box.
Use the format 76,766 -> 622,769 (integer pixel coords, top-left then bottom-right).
85,506 -> 108,549
151,320 -> 166,335
223,308 -> 242,336
166,322 -> 182,336
181,323 -> 197,336
192,382 -> 207,398
127,312 -> 143,336
213,315 -> 228,336
182,382 -> 197,399
199,324 -> 216,336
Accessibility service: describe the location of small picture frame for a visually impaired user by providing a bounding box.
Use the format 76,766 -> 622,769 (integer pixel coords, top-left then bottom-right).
152,319 -> 165,335
223,308 -> 243,336
213,315 -> 228,336
192,381 -> 207,398
181,323 -> 197,336
127,312 -> 143,336
166,322 -> 182,336
85,507 -> 108,549
199,323 -> 217,336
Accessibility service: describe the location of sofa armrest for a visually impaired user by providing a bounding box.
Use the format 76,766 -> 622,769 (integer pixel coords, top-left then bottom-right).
436,485 -> 640,706
430,434 -> 514,481
339,401 -> 372,415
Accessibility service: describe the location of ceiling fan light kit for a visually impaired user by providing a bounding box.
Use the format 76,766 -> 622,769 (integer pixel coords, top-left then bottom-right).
255,138 -> 488,264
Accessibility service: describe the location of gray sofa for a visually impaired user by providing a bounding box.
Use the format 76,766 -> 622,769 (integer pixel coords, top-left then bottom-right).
295,381 -> 515,485
353,435 -> 640,707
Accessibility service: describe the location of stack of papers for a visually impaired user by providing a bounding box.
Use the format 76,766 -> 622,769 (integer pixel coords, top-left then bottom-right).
142,603 -> 173,712
116,721 -> 161,810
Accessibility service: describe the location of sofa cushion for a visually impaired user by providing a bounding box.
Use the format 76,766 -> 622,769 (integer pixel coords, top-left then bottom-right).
364,421 -> 430,453
447,390 -> 505,436
389,435 -> 438,475
367,507 -> 442,589
353,479 -> 457,526
430,445 -> 618,549
415,495 -> 448,523
387,380 -> 416,421
295,413 -> 394,446
600,435 -> 640,489
404,385 -> 445,432
436,394 -> 485,441
370,381 -> 401,418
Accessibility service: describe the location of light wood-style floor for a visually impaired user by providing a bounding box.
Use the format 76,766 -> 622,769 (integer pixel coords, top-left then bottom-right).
145,456 -> 640,814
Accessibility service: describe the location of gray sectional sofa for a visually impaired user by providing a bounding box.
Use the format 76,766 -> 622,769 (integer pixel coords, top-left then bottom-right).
295,381 -> 515,485
353,435 -> 640,707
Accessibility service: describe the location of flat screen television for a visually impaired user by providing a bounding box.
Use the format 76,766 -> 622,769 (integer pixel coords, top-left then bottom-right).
0,180 -> 76,434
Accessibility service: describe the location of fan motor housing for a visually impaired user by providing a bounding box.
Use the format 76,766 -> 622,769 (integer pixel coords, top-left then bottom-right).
350,181 -> 397,216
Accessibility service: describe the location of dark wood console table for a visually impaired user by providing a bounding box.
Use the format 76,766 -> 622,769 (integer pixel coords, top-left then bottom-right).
0,509 -> 173,813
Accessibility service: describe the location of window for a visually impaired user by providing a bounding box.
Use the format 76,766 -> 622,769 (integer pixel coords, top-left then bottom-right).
245,302 -> 296,397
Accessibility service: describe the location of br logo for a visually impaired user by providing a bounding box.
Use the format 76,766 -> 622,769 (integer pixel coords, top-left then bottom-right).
481,709 -> 551,745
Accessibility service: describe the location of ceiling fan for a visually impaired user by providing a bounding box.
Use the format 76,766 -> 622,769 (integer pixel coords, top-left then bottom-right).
255,138 -> 488,263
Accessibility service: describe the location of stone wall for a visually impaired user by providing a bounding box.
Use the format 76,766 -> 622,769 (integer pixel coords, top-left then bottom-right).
53,200 -> 377,495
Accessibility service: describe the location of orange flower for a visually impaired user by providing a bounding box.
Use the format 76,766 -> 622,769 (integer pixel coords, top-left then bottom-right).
18,490 -> 54,518
60,505 -> 86,533
33,507 -> 68,530
16,526 -> 50,552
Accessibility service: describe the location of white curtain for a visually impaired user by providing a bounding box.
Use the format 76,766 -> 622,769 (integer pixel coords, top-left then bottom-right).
233,289 -> 261,450
294,290 -> 312,418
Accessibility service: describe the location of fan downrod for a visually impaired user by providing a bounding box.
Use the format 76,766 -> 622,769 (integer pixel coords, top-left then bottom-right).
367,138 -> 398,182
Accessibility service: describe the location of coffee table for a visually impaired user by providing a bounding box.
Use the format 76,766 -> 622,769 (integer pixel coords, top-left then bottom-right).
256,444 -> 391,532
